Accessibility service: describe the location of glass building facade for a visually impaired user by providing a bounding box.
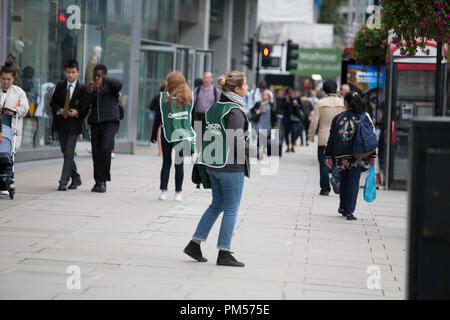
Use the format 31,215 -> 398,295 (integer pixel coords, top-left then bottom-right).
1,0 -> 216,153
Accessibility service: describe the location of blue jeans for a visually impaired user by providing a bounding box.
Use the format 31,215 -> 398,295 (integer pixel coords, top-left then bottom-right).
290,121 -> 300,146
193,170 -> 245,251
296,121 -> 304,145
339,167 -> 362,213
317,146 -> 340,193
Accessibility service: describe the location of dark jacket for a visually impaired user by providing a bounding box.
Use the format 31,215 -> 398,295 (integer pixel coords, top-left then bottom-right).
50,80 -> 89,135
150,98 -> 162,143
207,94 -> 255,173
324,110 -> 377,159
88,76 -> 123,125
284,97 -> 304,121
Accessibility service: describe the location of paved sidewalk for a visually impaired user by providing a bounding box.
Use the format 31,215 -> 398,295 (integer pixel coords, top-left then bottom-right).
0,144 -> 407,300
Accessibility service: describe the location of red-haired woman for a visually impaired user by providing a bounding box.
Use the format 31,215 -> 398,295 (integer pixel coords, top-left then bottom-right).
151,71 -> 195,202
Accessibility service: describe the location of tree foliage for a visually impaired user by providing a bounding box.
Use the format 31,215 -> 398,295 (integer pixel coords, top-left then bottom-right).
319,0 -> 347,38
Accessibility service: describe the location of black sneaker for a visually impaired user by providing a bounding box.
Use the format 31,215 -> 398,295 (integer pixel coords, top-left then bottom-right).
98,182 -> 107,193
58,184 -> 67,192
217,250 -> 245,267
68,178 -> 82,190
319,191 -> 329,196
338,208 -> 346,216
345,213 -> 357,220
285,148 -> 291,153
184,241 -> 207,262
291,148 -> 295,153
330,178 -> 340,194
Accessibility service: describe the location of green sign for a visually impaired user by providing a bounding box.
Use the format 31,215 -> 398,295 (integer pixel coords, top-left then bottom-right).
290,48 -> 343,77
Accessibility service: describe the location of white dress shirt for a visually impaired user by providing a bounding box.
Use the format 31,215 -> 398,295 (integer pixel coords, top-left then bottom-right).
57,80 -> 77,115
67,80 -> 77,100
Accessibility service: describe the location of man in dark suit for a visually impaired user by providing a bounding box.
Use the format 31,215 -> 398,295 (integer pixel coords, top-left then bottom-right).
50,60 -> 89,191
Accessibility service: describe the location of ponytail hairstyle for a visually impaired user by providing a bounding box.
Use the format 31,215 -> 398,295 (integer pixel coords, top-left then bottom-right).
344,91 -> 366,115
0,61 -> 16,78
217,71 -> 245,93
164,71 -> 192,108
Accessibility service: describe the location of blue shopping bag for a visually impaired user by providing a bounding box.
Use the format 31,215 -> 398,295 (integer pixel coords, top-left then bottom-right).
364,166 -> 377,203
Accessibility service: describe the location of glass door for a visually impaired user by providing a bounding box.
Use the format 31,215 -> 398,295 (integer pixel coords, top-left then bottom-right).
194,50 -> 213,80
176,47 -> 194,88
388,63 -> 437,189
137,45 -> 175,145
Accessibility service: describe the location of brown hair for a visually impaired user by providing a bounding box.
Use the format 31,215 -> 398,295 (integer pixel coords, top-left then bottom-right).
217,71 -> 245,93
164,71 -> 192,107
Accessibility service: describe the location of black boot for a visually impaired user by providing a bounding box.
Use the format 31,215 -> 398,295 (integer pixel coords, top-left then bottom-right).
183,241 -> 207,262
217,250 -> 245,267
345,212 -> 357,220
98,182 -> 107,193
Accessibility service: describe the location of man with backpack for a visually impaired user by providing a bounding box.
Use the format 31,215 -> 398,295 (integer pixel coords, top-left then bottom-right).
193,72 -> 221,152
193,72 -> 221,129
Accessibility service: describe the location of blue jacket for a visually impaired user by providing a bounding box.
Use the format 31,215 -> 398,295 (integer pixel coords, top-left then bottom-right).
324,110 -> 377,159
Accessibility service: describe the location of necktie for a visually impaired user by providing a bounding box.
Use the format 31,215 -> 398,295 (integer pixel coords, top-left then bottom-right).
63,85 -> 71,120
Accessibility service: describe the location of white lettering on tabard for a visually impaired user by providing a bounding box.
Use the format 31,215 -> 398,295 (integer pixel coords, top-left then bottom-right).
168,111 -> 189,120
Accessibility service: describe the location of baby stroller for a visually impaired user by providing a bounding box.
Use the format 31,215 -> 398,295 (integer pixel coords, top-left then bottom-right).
0,108 -> 19,200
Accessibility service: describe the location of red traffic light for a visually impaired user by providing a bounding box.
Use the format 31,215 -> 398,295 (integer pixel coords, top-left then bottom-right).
263,47 -> 270,57
59,14 -> 66,22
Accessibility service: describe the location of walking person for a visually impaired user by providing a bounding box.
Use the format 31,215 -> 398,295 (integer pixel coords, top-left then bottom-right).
193,72 -> 221,129
250,89 -> 273,158
300,91 -> 314,147
291,95 -> 305,149
308,80 -> 345,196
324,91 -> 377,220
149,81 -> 167,156
0,62 -> 29,195
0,62 -> 29,149
193,72 -> 221,152
87,64 -> 123,193
184,71 -> 257,267
151,71 -> 195,202
50,60 -> 89,191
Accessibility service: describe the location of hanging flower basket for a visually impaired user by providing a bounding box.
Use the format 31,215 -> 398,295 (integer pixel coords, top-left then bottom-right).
353,24 -> 389,65
382,0 -> 449,56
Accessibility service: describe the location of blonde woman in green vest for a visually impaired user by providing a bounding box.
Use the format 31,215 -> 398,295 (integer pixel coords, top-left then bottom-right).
184,71 -> 255,267
151,71 -> 196,202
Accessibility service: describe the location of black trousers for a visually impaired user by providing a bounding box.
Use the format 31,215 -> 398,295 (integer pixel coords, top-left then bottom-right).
58,130 -> 80,186
160,136 -> 184,192
91,122 -> 118,183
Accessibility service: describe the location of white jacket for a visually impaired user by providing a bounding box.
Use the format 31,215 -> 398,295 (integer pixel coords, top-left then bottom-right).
0,85 -> 30,149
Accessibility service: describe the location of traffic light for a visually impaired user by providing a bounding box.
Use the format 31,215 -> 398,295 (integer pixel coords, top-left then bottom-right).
241,38 -> 254,70
286,39 -> 299,71
261,45 -> 272,68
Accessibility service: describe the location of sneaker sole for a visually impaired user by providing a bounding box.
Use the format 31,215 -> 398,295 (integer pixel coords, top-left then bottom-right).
331,180 -> 340,194
216,262 -> 245,267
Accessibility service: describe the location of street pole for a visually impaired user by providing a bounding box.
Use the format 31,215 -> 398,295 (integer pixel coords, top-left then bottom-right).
256,41 -> 261,88
435,41 -> 443,116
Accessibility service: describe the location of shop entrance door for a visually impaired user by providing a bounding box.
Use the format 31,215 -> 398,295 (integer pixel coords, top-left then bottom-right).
137,45 -> 175,145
